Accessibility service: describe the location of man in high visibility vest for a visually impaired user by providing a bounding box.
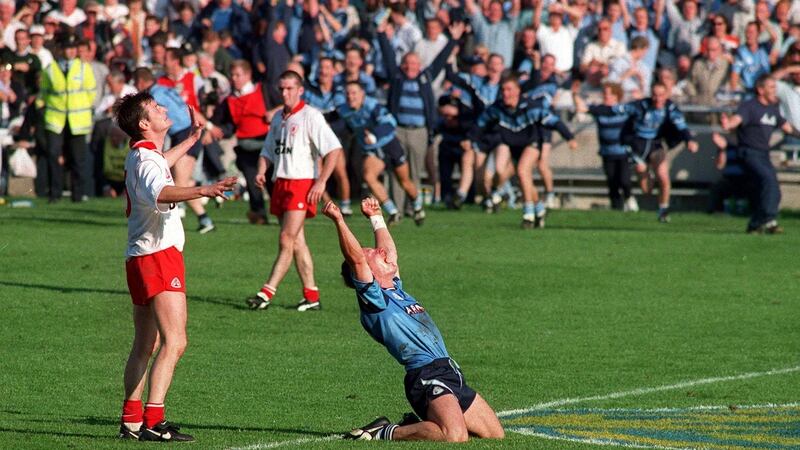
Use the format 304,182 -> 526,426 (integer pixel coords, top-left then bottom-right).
40,32 -> 96,203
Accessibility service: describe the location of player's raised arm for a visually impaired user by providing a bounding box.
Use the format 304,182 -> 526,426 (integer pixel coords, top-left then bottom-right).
361,197 -> 398,266
323,201 -> 372,282
164,106 -> 204,167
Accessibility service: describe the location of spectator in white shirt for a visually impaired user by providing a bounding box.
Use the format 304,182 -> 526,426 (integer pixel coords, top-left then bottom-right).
414,17 -> 449,97
465,0 -> 522,68
580,18 -> 626,86
534,4 -> 577,76
29,25 -> 53,69
46,0 -> 87,28
608,35 -> 651,100
389,2 -> 422,64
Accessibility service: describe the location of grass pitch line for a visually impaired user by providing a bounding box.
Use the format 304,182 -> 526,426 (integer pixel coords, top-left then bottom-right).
497,364 -> 800,418
227,365 -> 800,449
228,435 -> 339,449
511,428 -> 687,450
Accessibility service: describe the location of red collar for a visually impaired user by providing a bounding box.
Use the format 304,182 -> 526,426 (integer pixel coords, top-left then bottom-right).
130,140 -> 163,156
283,100 -> 305,119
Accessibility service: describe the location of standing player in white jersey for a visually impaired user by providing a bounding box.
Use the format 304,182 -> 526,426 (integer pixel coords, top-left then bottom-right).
114,91 -> 236,442
246,70 -> 344,312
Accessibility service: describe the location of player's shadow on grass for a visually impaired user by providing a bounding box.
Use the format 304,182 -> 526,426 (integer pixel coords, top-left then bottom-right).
520,222 -> 741,235
69,415 -> 335,437
0,280 -> 129,296
0,426 -> 111,440
4,215 -> 123,228
0,415 -> 335,441
0,280 -> 259,310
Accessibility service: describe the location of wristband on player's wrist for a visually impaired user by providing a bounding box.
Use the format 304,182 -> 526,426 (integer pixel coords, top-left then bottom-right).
369,215 -> 386,231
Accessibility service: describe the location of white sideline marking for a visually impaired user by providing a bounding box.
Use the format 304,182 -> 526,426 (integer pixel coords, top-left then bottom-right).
498,365 -> 800,418
510,428 -> 688,450
229,435 -> 339,450
226,365 -> 800,450
536,401 -> 800,414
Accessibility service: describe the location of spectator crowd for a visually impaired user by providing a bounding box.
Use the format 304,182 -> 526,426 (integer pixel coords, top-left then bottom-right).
2,0 -> 800,231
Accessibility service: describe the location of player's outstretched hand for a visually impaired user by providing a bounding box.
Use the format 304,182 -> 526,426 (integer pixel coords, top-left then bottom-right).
568,139 -> 578,151
687,140 -> 699,153
361,197 -> 381,218
199,176 -> 237,198
322,201 -> 343,221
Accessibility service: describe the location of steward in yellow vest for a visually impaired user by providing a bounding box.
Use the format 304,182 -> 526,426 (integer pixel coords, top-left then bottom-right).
40,52 -> 96,134
39,33 -> 96,203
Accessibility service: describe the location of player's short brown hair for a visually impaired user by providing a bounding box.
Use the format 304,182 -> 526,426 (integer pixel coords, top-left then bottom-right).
279,70 -> 304,85
113,91 -> 155,142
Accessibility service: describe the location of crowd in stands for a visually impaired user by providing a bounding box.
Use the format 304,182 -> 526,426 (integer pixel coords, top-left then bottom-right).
2,0 -> 800,230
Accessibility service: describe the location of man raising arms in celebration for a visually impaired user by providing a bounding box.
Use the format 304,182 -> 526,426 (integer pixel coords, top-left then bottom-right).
115,93 -> 236,442
323,198 -> 505,442
247,70 -> 344,311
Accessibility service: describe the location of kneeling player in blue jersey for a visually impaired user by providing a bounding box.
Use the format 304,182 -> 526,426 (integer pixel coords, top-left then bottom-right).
322,198 -> 505,442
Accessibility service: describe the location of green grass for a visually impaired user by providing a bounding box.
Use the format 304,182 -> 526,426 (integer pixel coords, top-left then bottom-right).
1,199 -> 798,449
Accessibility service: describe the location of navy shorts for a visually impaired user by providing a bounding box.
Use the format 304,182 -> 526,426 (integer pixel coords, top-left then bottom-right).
630,137 -> 666,166
170,128 -> 203,159
540,128 -> 552,144
366,137 -> 407,169
404,358 -> 477,421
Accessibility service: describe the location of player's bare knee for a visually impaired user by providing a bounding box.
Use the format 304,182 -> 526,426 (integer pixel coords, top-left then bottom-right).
363,171 -> 378,183
482,424 -> 505,439
278,231 -> 298,249
161,335 -> 187,357
443,426 -> 469,443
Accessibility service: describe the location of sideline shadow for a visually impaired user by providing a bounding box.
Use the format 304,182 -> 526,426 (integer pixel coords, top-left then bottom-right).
0,426 -> 111,441
0,280 -> 129,296
3,411 -> 339,438
0,216 -> 123,228
0,280 -> 252,310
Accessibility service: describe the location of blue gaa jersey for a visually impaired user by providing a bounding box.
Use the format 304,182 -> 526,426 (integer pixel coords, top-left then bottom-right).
588,104 -> 630,156
352,276 -> 449,370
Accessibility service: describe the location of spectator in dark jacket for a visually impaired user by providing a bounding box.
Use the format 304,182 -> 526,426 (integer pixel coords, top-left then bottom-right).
253,20 -> 290,107
170,2 -> 203,49
199,0 -> 252,49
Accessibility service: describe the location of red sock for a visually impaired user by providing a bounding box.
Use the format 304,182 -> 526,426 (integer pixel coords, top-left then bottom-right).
303,287 -> 319,302
122,399 -> 143,424
143,403 -> 165,428
260,284 -> 276,299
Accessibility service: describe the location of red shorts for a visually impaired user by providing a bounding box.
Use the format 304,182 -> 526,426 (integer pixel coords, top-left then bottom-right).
125,246 -> 186,305
270,178 -> 317,218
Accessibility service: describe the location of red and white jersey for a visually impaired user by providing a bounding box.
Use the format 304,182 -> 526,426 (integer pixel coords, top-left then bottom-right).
260,101 -> 341,180
124,140 -> 185,258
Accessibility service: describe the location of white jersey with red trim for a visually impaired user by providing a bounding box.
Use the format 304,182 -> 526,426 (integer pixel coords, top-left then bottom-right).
260,101 -> 342,180
125,140 -> 185,258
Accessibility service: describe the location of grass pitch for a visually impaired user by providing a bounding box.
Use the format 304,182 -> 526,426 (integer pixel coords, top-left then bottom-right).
1,199 -> 798,449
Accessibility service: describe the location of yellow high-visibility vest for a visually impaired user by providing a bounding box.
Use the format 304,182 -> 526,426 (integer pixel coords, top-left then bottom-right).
40,59 -> 96,135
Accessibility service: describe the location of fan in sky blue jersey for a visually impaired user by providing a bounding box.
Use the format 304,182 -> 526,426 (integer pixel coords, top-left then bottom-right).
338,81 -> 426,226
473,74 -> 577,229
322,198 -> 505,442
622,81 -> 699,223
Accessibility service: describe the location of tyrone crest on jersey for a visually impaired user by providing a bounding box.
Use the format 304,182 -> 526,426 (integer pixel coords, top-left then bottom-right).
405,303 -> 426,315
